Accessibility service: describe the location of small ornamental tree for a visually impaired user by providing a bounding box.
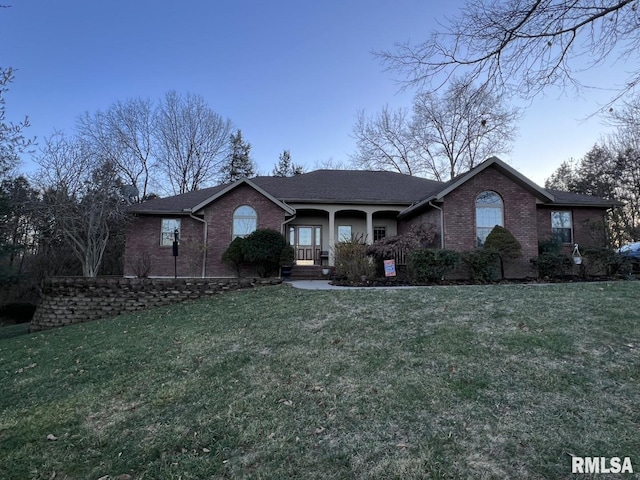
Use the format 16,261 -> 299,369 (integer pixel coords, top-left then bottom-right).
241,228 -> 288,277
483,225 -> 522,279
366,223 -> 437,276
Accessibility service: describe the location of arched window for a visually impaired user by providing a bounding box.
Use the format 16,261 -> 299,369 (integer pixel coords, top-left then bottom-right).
232,205 -> 257,239
476,191 -> 503,247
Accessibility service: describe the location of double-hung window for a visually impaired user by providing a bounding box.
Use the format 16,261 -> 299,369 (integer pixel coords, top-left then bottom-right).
161,219 -> 181,246
551,211 -> 573,244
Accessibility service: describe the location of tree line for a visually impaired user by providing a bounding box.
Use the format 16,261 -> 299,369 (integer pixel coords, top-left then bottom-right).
0,73 -> 305,292
546,99 -> 640,245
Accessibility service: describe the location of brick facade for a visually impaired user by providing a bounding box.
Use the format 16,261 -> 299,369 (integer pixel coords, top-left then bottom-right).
202,183 -> 288,276
439,167 -> 539,277
124,184 -> 289,278
124,215 -> 205,278
536,206 -> 608,253
124,164 -> 613,280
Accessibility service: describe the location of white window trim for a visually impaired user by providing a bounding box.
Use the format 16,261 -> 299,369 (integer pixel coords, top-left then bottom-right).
161,218 -> 181,247
551,211 -> 573,244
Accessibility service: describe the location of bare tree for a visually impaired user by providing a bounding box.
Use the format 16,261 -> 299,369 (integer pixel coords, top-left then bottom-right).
379,0 -> 640,104
35,133 -> 126,277
154,91 -> 233,194
77,98 -> 154,202
413,79 -> 519,179
1,67 -> 33,177
351,79 -> 519,180
350,106 -> 418,176
607,97 -> 640,150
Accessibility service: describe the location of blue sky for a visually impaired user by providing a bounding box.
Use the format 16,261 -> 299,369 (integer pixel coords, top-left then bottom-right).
1,0 -> 624,186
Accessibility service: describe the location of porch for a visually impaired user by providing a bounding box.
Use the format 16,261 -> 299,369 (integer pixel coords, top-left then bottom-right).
285,206 -> 405,267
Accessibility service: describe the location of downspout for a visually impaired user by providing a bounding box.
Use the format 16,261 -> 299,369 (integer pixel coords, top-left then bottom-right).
428,201 -> 445,249
188,213 -> 208,278
281,214 -> 297,239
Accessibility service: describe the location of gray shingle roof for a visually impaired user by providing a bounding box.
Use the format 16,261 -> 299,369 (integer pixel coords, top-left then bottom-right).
128,167 -> 621,215
251,170 -> 443,204
128,184 -> 229,214
544,189 -> 623,207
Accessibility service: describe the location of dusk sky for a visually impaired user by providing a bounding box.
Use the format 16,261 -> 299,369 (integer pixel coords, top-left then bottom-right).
1,1 -> 628,186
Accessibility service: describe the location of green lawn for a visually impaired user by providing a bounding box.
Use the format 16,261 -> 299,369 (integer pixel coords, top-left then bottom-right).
1,282 -> 639,479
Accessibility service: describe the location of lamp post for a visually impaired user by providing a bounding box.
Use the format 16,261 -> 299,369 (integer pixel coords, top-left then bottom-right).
173,229 -> 179,278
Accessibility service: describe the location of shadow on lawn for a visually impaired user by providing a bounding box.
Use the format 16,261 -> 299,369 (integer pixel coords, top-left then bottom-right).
0,323 -> 30,341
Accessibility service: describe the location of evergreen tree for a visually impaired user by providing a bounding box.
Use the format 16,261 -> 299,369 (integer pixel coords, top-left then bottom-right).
221,130 -> 256,183
272,149 -> 304,177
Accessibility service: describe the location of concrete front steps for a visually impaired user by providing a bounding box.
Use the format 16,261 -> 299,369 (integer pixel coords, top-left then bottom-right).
289,265 -> 332,280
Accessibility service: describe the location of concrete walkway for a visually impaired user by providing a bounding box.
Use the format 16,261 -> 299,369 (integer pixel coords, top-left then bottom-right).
285,280 -> 558,290
285,280 -> 418,290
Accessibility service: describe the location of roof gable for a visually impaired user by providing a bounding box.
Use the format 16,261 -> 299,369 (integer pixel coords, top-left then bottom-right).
190,178 -> 295,215
436,157 -> 554,202
128,178 -> 295,215
400,157 -> 554,217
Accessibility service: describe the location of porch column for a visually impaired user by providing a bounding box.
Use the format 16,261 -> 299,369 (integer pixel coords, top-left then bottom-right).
328,209 -> 336,266
366,211 -> 374,244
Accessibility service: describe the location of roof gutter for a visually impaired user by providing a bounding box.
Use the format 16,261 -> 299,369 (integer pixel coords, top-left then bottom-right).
187,212 -> 208,278
428,201 -> 445,249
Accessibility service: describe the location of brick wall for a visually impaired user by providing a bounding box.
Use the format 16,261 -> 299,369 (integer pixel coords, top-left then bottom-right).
441,166 -> 539,277
398,209 -> 442,247
124,183 -> 289,278
30,276 -> 282,331
536,206 -> 608,252
124,216 -> 205,278
203,183 -> 288,276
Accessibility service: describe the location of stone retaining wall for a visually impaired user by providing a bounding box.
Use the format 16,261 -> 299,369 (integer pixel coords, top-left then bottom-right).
30,277 -> 282,331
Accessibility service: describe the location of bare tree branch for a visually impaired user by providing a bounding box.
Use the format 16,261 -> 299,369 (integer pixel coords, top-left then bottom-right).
35,133 -> 126,277
378,0 -> 640,104
154,91 -> 234,194
351,79 -> 520,180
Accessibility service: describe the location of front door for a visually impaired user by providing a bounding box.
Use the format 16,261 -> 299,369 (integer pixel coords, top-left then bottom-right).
290,226 -> 321,266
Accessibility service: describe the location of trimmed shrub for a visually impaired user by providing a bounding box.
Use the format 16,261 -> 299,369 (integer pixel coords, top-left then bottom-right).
222,237 -> 245,276
483,225 -> 522,279
367,223 -> 438,278
279,243 -> 295,266
407,249 -> 460,284
582,246 -> 633,277
533,252 -> 573,279
461,249 -> 501,283
538,238 -> 562,254
241,229 -> 288,277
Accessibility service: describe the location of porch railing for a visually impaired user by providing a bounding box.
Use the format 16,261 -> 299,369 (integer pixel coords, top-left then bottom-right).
394,249 -> 408,266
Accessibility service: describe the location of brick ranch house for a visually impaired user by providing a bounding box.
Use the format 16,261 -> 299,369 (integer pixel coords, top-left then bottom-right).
124,157 -> 621,278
